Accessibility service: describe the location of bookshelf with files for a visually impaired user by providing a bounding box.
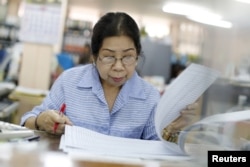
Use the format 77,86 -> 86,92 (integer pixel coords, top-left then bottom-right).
0,22 -> 19,49
0,22 -> 20,82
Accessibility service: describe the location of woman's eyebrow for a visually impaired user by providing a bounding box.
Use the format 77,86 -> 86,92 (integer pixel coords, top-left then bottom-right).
102,48 -> 115,52
99,49 -> 114,54
101,48 -> 135,53
122,48 -> 135,52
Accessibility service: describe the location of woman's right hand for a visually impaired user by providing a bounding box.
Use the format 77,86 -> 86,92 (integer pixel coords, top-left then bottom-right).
36,110 -> 73,135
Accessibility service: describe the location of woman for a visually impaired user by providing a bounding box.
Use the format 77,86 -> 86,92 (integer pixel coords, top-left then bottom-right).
21,12 -> 197,141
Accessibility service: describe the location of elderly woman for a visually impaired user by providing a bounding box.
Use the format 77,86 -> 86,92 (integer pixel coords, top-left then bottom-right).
21,12 -> 198,141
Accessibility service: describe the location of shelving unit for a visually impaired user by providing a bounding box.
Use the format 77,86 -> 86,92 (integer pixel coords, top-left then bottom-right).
170,21 -> 204,62
62,19 -> 92,56
0,23 -> 19,49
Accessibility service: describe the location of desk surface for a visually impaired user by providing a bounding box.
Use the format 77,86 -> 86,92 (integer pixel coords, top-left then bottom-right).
35,130 -> 61,151
0,131 -> 202,167
229,80 -> 250,88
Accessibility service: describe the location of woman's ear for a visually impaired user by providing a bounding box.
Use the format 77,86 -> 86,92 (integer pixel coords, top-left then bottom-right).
91,55 -> 97,65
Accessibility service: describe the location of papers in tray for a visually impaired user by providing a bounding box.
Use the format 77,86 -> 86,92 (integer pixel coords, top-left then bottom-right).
14,86 -> 49,96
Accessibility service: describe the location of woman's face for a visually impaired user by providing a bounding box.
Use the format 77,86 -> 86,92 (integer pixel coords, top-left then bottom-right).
96,35 -> 138,88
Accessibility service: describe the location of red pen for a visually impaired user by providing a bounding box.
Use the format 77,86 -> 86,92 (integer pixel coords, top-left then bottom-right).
53,103 -> 66,133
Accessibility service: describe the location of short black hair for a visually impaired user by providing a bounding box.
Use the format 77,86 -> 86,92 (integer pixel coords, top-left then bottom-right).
91,12 -> 141,59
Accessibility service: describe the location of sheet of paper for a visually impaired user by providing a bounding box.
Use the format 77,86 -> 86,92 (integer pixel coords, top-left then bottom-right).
197,110 -> 250,124
59,135 -> 65,150
155,63 -> 220,140
68,150 -> 191,162
178,110 -> 250,153
62,125 -> 185,159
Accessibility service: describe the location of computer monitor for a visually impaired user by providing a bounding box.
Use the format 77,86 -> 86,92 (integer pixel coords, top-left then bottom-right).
137,38 -> 172,84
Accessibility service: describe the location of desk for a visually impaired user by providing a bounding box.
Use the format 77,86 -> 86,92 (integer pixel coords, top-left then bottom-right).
229,78 -> 250,88
0,131 -> 203,167
35,130 -> 61,151
201,78 -> 250,117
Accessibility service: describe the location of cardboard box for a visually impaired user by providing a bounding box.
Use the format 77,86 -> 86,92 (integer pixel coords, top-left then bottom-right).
9,91 -> 45,124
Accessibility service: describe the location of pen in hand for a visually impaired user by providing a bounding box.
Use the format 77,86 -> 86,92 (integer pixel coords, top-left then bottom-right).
53,103 -> 66,133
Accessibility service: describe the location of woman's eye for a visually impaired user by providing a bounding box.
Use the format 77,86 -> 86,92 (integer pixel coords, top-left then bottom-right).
105,56 -> 114,59
124,55 -> 134,60
123,55 -> 131,58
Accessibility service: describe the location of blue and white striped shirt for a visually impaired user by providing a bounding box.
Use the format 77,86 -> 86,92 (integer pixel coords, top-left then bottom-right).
21,64 -> 161,140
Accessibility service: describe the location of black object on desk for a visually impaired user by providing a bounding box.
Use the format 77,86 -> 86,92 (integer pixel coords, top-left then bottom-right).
8,135 -> 40,142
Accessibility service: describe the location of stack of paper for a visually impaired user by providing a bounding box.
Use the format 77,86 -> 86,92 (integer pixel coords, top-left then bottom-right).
60,125 -> 186,159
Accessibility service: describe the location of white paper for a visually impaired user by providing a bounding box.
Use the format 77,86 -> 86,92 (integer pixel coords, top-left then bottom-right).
62,125 -> 185,159
14,86 -> 49,96
19,3 -> 62,44
155,63 -> 219,140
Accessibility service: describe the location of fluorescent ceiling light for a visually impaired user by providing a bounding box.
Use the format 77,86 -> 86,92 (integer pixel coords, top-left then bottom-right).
188,16 -> 233,29
162,2 -> 232,29
235,0 -> 250,4
162,2 -> 221,19
162,2 -> 195,15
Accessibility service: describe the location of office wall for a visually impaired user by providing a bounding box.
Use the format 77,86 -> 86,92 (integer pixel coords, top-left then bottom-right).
202,27 -> 250,76
66,1 -> 249,77
7,0 -> 21,16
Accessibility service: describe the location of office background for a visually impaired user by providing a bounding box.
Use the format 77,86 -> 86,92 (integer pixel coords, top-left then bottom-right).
0,0 -> 250,124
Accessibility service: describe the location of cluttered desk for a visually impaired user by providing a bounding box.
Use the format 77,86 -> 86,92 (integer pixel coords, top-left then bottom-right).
1,115 -> 250,167
1,64 -> 250,167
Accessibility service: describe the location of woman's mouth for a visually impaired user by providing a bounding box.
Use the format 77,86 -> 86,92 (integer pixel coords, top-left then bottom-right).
112,77 -> 123,82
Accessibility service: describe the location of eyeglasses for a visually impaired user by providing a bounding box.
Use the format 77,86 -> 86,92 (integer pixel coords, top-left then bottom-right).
98,55 -> 138,66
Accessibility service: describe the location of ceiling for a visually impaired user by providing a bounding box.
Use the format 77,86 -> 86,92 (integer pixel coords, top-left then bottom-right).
68,0 -> 250,29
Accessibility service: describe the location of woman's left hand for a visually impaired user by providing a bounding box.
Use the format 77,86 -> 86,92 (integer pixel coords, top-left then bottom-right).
170,101 -> 200,132
162,99 -> 200,142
